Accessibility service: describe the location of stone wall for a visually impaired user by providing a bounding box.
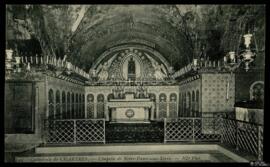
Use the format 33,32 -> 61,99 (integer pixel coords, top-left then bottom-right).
5,81 -> 46,155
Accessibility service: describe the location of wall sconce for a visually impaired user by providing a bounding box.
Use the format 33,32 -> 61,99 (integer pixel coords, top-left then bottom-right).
224,33 -> 257,72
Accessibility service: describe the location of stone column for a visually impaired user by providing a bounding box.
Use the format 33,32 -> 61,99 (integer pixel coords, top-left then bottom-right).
84,94 -> 87,118
166,93 -> 170,118
94,94 -> 97,119
105,102 -> 109,121
150,104 -> 155,120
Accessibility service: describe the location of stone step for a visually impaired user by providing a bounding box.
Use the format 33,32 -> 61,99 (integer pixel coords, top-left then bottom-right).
15,152 -> 216,162
15,144 -> 249,162
35,143 -> 218,154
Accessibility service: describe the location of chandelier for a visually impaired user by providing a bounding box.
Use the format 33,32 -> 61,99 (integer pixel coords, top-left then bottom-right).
223,33 -> 257,72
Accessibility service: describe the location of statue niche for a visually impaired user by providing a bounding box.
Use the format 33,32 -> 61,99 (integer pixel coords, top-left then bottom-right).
121,54 -> 142,81
128,57 -> 136,81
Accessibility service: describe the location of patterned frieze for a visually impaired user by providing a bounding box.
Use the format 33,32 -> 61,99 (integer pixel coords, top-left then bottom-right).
85,85 -> 179,98
46,75 -> 85,93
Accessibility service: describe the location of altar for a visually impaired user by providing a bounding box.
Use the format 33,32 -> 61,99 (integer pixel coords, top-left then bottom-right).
106,93 -> 155,123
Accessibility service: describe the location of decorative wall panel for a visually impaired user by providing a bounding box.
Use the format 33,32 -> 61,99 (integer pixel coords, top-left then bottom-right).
87,94 -> 94,118
201,73 -> 235,115
97,94 -> 105,118
179,78 -> 201,117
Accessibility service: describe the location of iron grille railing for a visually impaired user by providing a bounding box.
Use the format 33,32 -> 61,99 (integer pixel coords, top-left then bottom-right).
43,116 -> 263,160
220,118 -> 263,160
164,117 -> 263,160
164,117 -> 221,143
44,119 -> 105,144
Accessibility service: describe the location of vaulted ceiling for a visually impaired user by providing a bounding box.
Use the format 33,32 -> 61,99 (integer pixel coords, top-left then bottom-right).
6,5 -> 266,71
68,5 -> 194,70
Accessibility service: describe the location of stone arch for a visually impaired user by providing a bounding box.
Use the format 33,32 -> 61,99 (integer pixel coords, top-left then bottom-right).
107,93 -> 114,101
92,44 -> 171,73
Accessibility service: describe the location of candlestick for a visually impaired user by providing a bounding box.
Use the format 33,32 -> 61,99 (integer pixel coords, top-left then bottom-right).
27,62 -> 31,71
229,51 -> 235,63
36,54 -> 38,64
193,59 -> 198,66
41,56 -> 43,64
14,56 -> 21,65
226,81 -> 229,100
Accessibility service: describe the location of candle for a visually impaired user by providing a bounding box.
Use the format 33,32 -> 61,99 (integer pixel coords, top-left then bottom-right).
223,56 -> 227,62
226,81 -> 230,100
27,62 -> 31,71
67,62 -> 71,70
5,49 -> 13,60
21,56 -> 24,63
229,51 -> 235,62
36,54 -> 38,64
243,34 -> 252,48
14,56 -> 21,65
41,56 -> 43,64
193,59 -> 198,66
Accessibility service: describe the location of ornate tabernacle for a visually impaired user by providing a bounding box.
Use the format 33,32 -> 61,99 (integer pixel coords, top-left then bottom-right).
106,93 -> 154,123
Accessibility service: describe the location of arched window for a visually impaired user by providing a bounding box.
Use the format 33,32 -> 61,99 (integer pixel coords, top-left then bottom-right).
67,92 -> 71,119
159,93 -> 167,119
107,93 -> 114,101
97,94 -> 105,118
80,94 -> 83,118
196,90 -> 199,117
187,92 -> 191,117
72,93 -> 75,118
250,81 -> 264,103
75,93 -> 78,118
62,91 -> 66,119
192,91 -> 195,117
48,89 -> 54,119
55,90 -> 61,119
81,94 -> 85,118
179,93 -> 182,117
183,93 -> 186,117
87,94 -> 94,118
169,93 -> 177,118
